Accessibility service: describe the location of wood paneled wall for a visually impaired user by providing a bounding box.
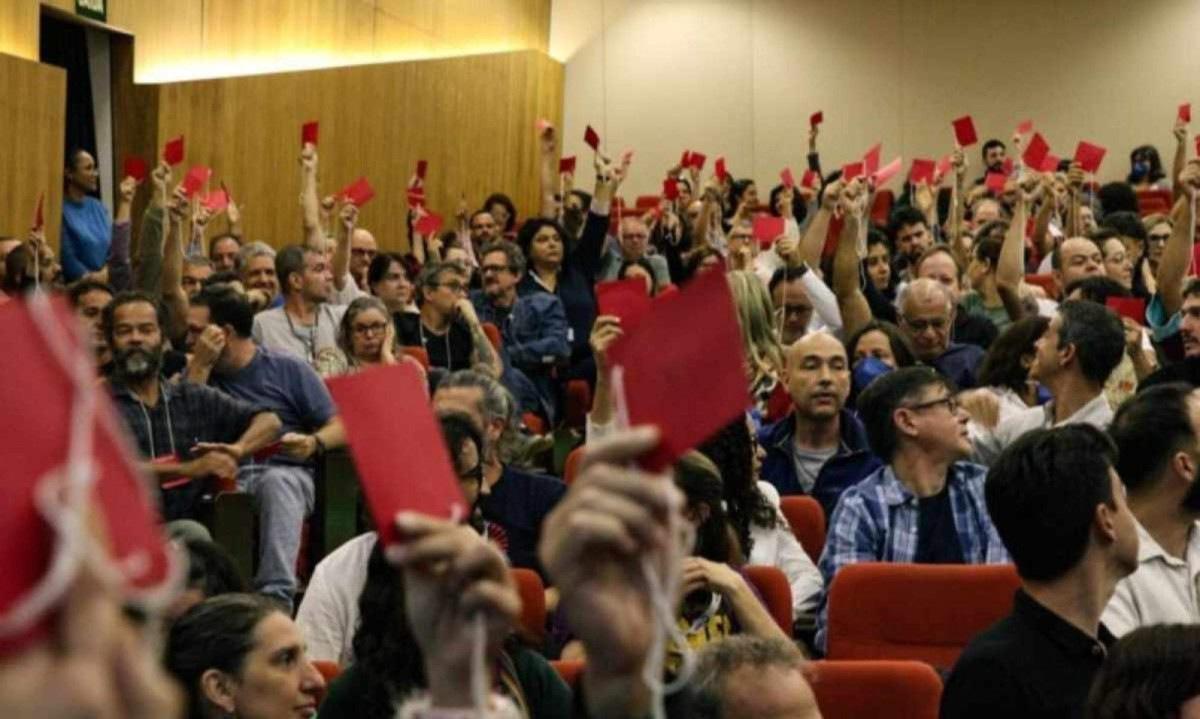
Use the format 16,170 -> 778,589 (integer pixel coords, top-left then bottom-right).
155,50 -> 563,253
0,52 -> 66,246
0,2 -> 39,60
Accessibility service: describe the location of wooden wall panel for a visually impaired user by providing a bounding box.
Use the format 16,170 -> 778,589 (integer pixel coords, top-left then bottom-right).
0,2 -> 39,60
0,52 -> 66,248
154,50 -> 563,253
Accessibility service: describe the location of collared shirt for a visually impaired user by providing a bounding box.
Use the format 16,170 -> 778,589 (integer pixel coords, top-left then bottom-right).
972,391 -> 1113,466
941,589 -> 1115,719
814,462 -> 1010,649
1102,519 -> 1200,637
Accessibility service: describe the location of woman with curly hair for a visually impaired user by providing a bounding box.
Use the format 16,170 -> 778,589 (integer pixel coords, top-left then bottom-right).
728,270 -> 786,418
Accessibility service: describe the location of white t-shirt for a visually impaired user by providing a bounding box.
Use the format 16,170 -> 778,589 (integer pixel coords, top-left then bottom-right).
750,482 -> 824,618
294,532 -> 377,665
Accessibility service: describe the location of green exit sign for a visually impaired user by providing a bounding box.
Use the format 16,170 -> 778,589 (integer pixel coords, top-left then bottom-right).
76,0 -> 106,22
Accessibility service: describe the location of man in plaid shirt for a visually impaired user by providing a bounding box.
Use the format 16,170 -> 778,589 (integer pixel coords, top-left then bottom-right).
814,366 -> 1010,652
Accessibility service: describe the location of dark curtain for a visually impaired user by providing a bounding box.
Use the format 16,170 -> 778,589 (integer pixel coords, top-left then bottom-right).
40,14 -> 98,199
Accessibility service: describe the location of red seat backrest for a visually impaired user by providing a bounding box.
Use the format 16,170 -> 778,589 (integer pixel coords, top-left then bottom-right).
311,659 -> 342,706
564,379 -> 591,430
810,660 -> 942,719
563,446 -> 585,485
779,496 -> 826,565
1136,188 -> 1172,217
550,660 -> 586,689
481,322 -> 502,352
744,565 -> 793,634
510,568 -> 546,646
400,345 -> 430,370
825,562 -> 1019,669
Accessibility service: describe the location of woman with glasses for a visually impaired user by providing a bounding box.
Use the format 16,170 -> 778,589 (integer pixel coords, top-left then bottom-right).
315,296 -> 414,379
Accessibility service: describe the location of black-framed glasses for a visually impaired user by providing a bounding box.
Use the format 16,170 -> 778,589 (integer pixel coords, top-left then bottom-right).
902,315 -> 949,332
352,322 -> 388,336
480,264 -> 511,275
902,396 -> 959,414
458,464 -> 484,484
1148,233 -> 1171,243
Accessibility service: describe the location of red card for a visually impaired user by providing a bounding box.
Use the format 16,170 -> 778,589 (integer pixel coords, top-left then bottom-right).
1022,132 -> 1050,169
340,176 -> 376,207
909,158 -> 936,185
0,297 -> 172,655
180,165 -> 212,198
1180,103 -> 1192,124
863,143 -> 882,176
1040,153 -> 1061,173
201,189 -> 229,213
689,152 -> 707,171
780,167 -> 795,189
32,192 -> 44,231
328,363 -> 467,546
872,157 -> 902,188
801,169 -> 817,189
810,111 -> 824,128
680,150 -> 692,168
301,120 -> 319,147
416,160 -> 428,180
985,172 -> 1007,195
663,178 -> 680,201
559,156 -> 576,174
607,267 -> 749,471
935,155 -> 952,181
952,115 -> 978,147
752,214 -> 786,249
163,135 -> 185,166
1074,141 -> 1107,174
715,157 -> 728,183
596,278 -> 653,332
1015,119 -> 1034,135
1106,297 -> 1146,325
842,162 -> 864,182
406,187 -> 426,209
1195,136 -> 1200,158
1001,157 -> 1014,176
414,211 -> 443,236
584,125 -> 600,150
123,156 -> 148,183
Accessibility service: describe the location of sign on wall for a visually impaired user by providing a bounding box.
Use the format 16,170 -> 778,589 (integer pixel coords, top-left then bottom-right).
76,0 -> 106,22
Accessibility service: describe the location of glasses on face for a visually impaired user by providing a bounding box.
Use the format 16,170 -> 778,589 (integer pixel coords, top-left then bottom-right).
458,464 -> 484,484
779,304 -> 813,318
903,395 -> 960,414
352,321 -> 388,337
1148,233 -> 1171,244
439,281 -> 467,294
902,315 -> 949,333
480,264 -> 510,275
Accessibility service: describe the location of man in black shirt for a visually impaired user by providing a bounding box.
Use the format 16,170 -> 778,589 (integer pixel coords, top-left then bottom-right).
396,260 -> 499,376
941,425 -> 1140,719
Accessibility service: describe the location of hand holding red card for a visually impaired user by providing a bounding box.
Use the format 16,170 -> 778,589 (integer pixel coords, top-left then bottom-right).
1106,297 -> 1146,325
689,152 -> 707,171
1180,103 -> 1192,124
985,172 -> 1007,195
32,193 -> 44,232
663,178 -> 680,201
340,176 -> 376,207
416,160 -> 428,180
752,214 -> 786,249
559,156 -> 577,175
715,157 -> 728,183
863,143 -> 882,175
607,268 -> 749,471
810,111 -> 823,128
952,115 -> 978,147
780,167 -> 795,189
801,169 -> 817,189
842,162 -> 864,182
584,125 -> 601,151
872,157 -> 902,188
1074,141 -> 1107,174
414,211 -> 443,236
180,166 -> 212,198
1040,153 -> 1061,173
596,278 -> 653,332
202,189 -> 229,214
301,121 -> 319,147
327,363 -> 466,547
910,158 -> 936,185
163,135 -> 185,166
123,156 -> 148,183
1022,133 -> 1050,170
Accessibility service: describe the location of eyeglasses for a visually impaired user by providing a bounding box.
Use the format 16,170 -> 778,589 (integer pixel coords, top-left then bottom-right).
901,316 -> 949,332
480,264 -> 511,275
458,464 -> 484,484
779,304 -> 813,318
352,321 -> 388,336
438,281 -> 467,294
1148,233 -> 1171,243
902,396 -> 960,414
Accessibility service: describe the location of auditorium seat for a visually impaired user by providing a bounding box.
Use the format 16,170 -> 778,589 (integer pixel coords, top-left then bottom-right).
1136,188 -> 1172,216
312,660 -> 342,704
825,562 -> 1019,669
563,445 -> 585,485
744,565 -> 793,635
400,345 -> 430,370
1024,273 -> 1058,300
523,412 -> 548,436
810,660 -> 942,719
550,660 -> 586,690
511,568 -> 547,646
779,496 -> 826,565
564,379 -> 591,430
481,322 -> 502,352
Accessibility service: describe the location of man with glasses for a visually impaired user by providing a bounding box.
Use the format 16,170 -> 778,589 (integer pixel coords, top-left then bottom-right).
348,227 -> 378,291
471,240 -> 570,422
813,366 -> 1010,652
396,260 -> 500,376
768,266 -> 843,344
898,277 -> 985,389
599,216 -> 670,286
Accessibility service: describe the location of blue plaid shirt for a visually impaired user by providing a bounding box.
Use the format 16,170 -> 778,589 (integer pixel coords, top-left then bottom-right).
814,461 -> 1010,651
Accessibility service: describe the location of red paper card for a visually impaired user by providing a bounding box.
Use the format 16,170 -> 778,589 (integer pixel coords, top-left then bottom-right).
1015,119 -> 1034,135
842,162 -> 864,182
1106,297 -> 1146,325
163,135 -> 185,166
180,165 -> 212,198
752,214 -> 786,249
201,189 -> 229,213
985,172 -> 1007,195
414,211 -> 443,236
416,160 -> 428,180
935,155 -> 952,181
32,192 -> 44,231
1180,103 -> 1192,123
689,152 -> 708,171
952,115 -> 978,147
301,121 -> 319,147
1040,153 -> 1061,173
584,125 -> 600,150
340,176 -> 376,207
909,158 -> 936,185
596,278 -> 653,332
863,143 -> 882,176
780,167 -> 795,189
607,268 -> 750,471
810,111 -> 824,128
873,157 -> 902,188
801,169 -> 817,189
123,156 -> 148,183
1001,157 -> 1014,177
1074,141 -> 1107,174
715,157 -> 728,183
1023,132 -> 1050,169
559,156 -> 576,174
663,178 -> 680,201
328,363 -> 467,546
680,150 -> 692,167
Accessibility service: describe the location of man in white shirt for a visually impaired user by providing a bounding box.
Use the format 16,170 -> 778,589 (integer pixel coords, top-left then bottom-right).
969,300 -> 1124,465
1104,383 -> 1200,635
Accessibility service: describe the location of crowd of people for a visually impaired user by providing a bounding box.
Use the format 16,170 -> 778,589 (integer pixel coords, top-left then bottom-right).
5,112 -> 1200,718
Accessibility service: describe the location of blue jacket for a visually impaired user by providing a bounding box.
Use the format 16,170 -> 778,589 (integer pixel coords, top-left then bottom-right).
757,408 -> 881,519
472,290 -> 571,421
61,196 -> 112,281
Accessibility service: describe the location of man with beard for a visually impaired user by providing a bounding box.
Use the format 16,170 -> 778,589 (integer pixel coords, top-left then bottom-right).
1104,383 -> 1200,633
103,291 -> 281,521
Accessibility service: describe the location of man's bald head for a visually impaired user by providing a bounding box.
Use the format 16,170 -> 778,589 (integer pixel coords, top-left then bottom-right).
783,330 -> 850,421
900,278 -> 955,362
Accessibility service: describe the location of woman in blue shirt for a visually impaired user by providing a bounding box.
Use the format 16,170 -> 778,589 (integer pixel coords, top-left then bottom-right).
62,148 -> 113,282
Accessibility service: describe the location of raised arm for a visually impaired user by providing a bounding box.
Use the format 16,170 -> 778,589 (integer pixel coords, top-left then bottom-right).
1065,161 -> 1085,238
538,122 -> 559,219
800,178 -> 842,267
1173,119 -> 1188,202
332,203 -> 354,292
300,143 -> 323,251
1157,161 -> 1199,316
948,147 -> 968,260
996,190 -> 1026,322
224,184 -> 244,241
161,189 -> 190,342
108,176 -> 137,291
831,180 -> 873,339
134,163 -> 171,293
456,299 -> 502,378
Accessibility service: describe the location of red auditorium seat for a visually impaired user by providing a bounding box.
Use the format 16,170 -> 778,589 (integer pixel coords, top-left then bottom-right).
563,445 -> 585,485
744,565 -> 793,634
810,660 -> 942,719
511,568 -> 547,646
400,345 -> 430,370
1136,188 -> 1172,217
481,322 -> 502,352
550,660 -> 586,689
825,562 -> 1020,669
779,496 -> 826,564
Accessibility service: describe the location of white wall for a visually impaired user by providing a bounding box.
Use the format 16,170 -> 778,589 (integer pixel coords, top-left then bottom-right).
551,0 -> 1200,198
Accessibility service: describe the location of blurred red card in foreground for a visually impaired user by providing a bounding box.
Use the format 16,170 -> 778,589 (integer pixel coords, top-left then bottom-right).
597,278 -> 653,331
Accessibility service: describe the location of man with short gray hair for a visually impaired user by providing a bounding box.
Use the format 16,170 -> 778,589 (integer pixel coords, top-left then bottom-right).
238,241 -> 279,300
689,636 -> 821,719
599,216 -> 670,286
899,276 -> 984,389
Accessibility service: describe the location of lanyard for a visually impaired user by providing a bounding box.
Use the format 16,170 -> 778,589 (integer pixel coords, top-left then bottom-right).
284,306 -> 320,363
419,320 -> 455,371
135,382 -> 176,459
